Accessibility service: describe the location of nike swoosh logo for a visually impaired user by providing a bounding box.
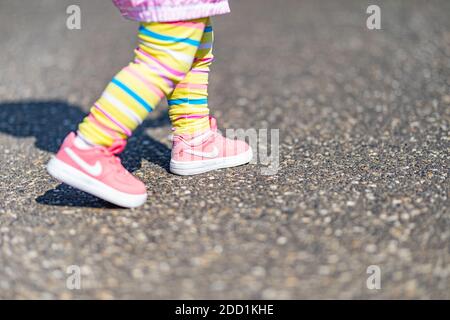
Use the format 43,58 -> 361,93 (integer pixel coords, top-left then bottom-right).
64,147 -> 103,176
185,146 -> 219,159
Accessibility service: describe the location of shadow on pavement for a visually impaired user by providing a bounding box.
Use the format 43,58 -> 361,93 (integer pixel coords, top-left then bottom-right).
0,100 -> 171,208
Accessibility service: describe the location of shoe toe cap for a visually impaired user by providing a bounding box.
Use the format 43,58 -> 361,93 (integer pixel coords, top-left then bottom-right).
112,173 -> 147,195
232,139 -> 250,155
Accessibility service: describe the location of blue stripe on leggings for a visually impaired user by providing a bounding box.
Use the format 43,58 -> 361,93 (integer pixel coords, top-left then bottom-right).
111,78 -> 153,112
168,98 -> 208,106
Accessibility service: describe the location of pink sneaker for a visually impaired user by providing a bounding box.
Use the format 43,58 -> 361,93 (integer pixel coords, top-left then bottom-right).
46,132 -> 147,208
170,117 -> 253,175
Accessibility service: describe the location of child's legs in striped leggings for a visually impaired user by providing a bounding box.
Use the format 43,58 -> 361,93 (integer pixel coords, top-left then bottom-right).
168,19 -> 214,135
78,18 -> 208,146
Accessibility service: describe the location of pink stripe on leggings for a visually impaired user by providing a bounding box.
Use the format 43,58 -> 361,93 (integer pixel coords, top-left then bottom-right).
87,114 -> 120,139
194,57 -> 214,62
94,103 -> 132,137
136,48 -> 186,78
124,66 -> 164,99
190,69 -> 209,74
174,114 -> 208,121
175,83 -> 208,90
134,58 -> 174,89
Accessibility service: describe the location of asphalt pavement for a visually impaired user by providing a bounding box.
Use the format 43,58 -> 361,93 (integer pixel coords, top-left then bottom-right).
0,0 -> 449,299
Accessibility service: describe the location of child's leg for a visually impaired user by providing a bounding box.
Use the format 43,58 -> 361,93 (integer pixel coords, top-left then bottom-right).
167,19 -> 253,176
168,18 -> 214,135
78,19 -> 209,146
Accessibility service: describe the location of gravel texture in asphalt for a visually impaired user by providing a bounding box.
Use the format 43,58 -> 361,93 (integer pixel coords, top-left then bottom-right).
0,0 -> 449,299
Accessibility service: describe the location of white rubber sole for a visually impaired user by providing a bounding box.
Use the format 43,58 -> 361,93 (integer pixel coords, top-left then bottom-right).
47,157 -> 147,208
170,147 -> 253,176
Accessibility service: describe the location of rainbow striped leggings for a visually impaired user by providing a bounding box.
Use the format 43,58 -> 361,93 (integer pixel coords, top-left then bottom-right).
78,18 -> 214,146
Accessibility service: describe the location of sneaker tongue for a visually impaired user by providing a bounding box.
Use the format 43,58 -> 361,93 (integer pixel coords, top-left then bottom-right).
108,139 -> 127,155
172,117 -> 218,145
182,117 -> 218,146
